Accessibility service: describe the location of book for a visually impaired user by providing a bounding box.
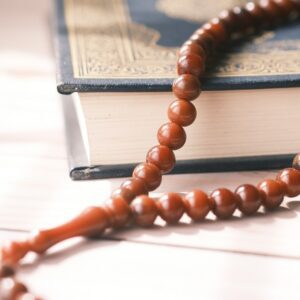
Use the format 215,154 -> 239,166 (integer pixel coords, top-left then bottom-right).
55,0 -> 300,180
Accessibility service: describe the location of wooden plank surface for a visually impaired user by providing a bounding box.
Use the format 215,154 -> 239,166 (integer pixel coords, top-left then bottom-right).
0,1 -> 299,299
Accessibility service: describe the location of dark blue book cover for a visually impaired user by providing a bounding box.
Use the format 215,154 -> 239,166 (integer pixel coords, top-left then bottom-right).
55,0 -> 300,94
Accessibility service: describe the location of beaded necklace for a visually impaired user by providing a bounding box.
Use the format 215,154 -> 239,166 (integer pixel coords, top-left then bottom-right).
1,1 -> 300,299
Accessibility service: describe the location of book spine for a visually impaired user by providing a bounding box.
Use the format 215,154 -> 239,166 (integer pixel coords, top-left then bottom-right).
69,154 -> 294,180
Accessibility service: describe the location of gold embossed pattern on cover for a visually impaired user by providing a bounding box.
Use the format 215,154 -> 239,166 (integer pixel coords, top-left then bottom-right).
64,0 -> 300,79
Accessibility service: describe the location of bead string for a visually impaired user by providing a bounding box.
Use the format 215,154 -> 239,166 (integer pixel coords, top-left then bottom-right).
1,1 -> 300,299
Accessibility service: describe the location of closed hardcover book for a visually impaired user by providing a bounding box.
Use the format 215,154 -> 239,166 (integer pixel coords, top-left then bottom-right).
55,0 -> 300,180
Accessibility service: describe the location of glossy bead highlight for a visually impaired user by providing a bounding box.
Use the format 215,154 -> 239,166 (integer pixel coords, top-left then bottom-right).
292,153 -> 300,170
177,54 -> 205,77
257,179 -> 285,209
179,41 -> 207,59
245,2 -> 267,28
120,177 -> 148,202
277,168 -> 300,197
157,193 -> 185,224
146,145 -> 176,174
133,163 -> 162,191
232,6 -> 255,30
172,74 -> 201,101
131,195 -> 158,227
203,18 -> 227,43
235,184 -> 262,215
105,197 -> 132,228
190,29 -> 216,56
157,122 -> 186,150
259,0 -> 284,25
168,100 -> 197,127
219,9 -> 238,32
183,189 -> 210,221
209,188 -> 237,219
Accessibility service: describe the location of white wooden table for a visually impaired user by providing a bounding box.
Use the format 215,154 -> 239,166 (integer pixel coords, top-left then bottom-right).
0,1 -> 299,299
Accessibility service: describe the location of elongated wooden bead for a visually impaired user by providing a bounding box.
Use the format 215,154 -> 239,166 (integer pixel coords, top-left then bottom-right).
28,205 -> 111,256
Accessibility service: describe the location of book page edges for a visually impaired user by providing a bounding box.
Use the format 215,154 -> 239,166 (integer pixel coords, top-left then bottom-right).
77,88 -> 300,166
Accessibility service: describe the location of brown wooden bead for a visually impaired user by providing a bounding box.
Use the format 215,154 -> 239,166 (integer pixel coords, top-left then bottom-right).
219,9 -> 238,32
177,54 -> 205,77
0,278 -> 28,300
209,188 -> 237,219
168,100 -> 197,127
183,189 -> 210,221
133,163 -> 162,191
172,74 -> 201,101
157,193 -> 185,224
120,177 -> 148,203
245,2 -> 268,27
292,153 -> 300,170
291,0 -> 300,12
257,179 -> 285,209
190,29 -> 216,56
111,187 -> 135,204
0,265 -> 15,278
259,0 -> 283,24
157,122 -> 186,150
203,18 -> 227,43
105,197 -> 131,228
232,6 -> 255,31
273,0 -> 298,18
235,184 -> 262,215
277,168 -> 300,197
131,195 -> 158,227
146,145 -> 175,174
179,41 -> 206,60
